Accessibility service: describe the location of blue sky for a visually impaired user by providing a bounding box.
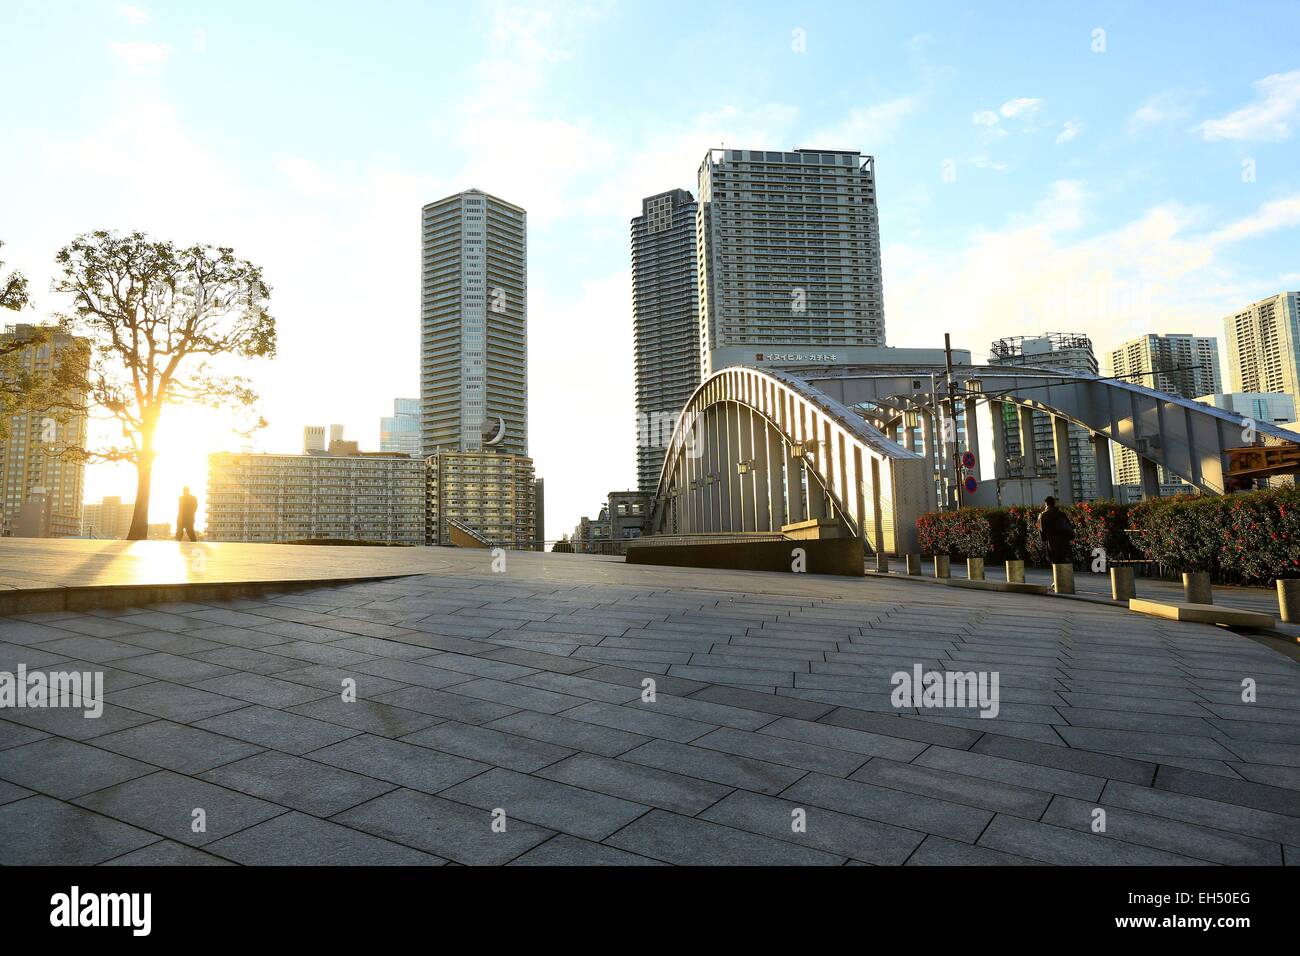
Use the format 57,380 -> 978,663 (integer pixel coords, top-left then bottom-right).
2,0 -> 1299,536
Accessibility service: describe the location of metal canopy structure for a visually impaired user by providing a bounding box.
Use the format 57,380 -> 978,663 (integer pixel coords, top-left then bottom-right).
648,366 -> 934,555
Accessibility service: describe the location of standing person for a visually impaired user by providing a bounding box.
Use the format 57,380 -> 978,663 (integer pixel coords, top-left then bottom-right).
176,486 -> 199,542
1036,495 -> 1073,565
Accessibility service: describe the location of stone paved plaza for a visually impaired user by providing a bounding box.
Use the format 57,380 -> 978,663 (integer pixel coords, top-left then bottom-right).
0,548 -> 1297,865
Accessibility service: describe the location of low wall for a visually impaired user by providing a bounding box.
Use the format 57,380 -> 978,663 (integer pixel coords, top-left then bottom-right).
625,537 -> 864,576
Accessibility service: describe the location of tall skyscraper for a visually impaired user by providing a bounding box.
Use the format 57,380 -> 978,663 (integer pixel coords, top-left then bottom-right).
0,324 -> 88,536
990,333 -> 1099,502
1109,333 -> 1222,488
380,398 -> 422,457
695,148 -> 884,376
1224,291 -> 1300,406
420,189 -> 527,458
631,188 -> 700,495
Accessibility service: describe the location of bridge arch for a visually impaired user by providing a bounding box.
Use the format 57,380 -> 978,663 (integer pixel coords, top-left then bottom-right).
649,366 -> 935,555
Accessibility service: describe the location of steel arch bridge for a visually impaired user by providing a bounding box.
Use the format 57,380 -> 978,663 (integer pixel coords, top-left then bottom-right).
648,366 -> 935,555
649,364 -> 1300,555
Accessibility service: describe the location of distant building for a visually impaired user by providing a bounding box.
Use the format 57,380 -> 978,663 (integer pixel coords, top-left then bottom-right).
380,398 -> 422,457
81,495 -> 135,538
1195,391 -> 1296,425
990,333 -> 1099,502
425,449 -> 536,549
695,148 -> 885,377
206,449 -> 425,544
632,188 -> 700,496
532,477 -> 545,552
572,508 -> 611,554
1109,333 -> 1222,490
0,324 -> 89,537
1224,291 -> 1300,407
421,189 -> 528,458
303,425 -> 326,453
572,492 -> 649,554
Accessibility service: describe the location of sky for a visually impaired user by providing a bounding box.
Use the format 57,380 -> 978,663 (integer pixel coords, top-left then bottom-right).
1,0 -> 1299,538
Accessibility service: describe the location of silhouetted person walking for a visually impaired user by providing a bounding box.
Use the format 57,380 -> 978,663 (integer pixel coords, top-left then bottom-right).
176,486 -> 199,542
1036,495 -> 1073,565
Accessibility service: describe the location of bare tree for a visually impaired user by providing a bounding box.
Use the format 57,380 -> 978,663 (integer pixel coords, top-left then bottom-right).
55,230 -> 276,539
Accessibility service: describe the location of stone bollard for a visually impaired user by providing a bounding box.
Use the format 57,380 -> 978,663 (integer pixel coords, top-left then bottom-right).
1052,563 -> 1075,595
875,553 -> 890,574
1278,578 -> 1299,624
1110,566 -> 1136,601
967,557 -> 985,581
906,553 -> 922,575
1005,560 -> 1025,584
1183,571 -> 1212,605
933,555 -> 951,579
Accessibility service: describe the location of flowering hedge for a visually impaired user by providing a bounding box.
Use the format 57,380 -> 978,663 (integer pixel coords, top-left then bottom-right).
914,486 -> 1300,583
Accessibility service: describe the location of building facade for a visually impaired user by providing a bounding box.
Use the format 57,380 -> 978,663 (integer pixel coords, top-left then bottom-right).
425,449 -> 536,549
990,333 -> 1099,503
632,188 -> 700,495
206,451 -> 425,545
81,495 -> 134,538
420,189 -> 527,458
0,325 -> 88,537
1224,292 -> 1300,407
695,148 -> 885,377
380,398 -> 422,457
1109,333 -> 1222,488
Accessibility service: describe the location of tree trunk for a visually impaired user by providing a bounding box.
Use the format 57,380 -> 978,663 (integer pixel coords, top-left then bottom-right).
128,431 -> 155,540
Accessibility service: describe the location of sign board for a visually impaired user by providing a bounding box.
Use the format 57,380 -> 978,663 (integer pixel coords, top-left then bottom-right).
961,450 -> 977,470
963,476 -> 978,494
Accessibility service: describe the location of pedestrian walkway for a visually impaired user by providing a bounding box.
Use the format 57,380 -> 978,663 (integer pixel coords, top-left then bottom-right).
1,548 -> 1296,865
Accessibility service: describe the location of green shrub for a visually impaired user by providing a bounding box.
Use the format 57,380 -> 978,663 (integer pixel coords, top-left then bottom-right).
917,487 -> 1299,583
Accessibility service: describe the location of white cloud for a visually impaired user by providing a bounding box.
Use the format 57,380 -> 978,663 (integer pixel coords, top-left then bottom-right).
1127,90 -> 1196,133
115,4 -> 151,26
1055,119 -> 1082,144
1208,194 -> 1300,244
809,97 -> 915,149
885,185 -> 1300,361
1197,70 -> 1300,142
107,40 -> 172,74
999,97 -> 1042,119
972,110 -> 1000,127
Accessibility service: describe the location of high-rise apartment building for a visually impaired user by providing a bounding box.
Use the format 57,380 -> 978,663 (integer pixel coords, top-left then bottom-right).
207,449 -> 425,544
1109,333 -> 1222,487
303,426 -> 326,453
380,398 -> 422,457
0,325 -> 88,536
990,333 -> 1100,503
631,188 -> 700,495
420,189 -> 527,458
81,495 -> 134,538
1223,292 -> 1300,406
425,449 -> 535,549
695,148 -> 884,376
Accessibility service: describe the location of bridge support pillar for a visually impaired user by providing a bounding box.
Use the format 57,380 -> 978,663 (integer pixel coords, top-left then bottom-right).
1018,406 -> 1038,478
1139,457 -> 1160,500
1093,434 -> 1114,501
990,400 -> 1009,480
1052,416 -> 1074,505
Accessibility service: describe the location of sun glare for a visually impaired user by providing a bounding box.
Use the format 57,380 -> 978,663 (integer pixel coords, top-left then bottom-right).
83,405 -> 259,531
